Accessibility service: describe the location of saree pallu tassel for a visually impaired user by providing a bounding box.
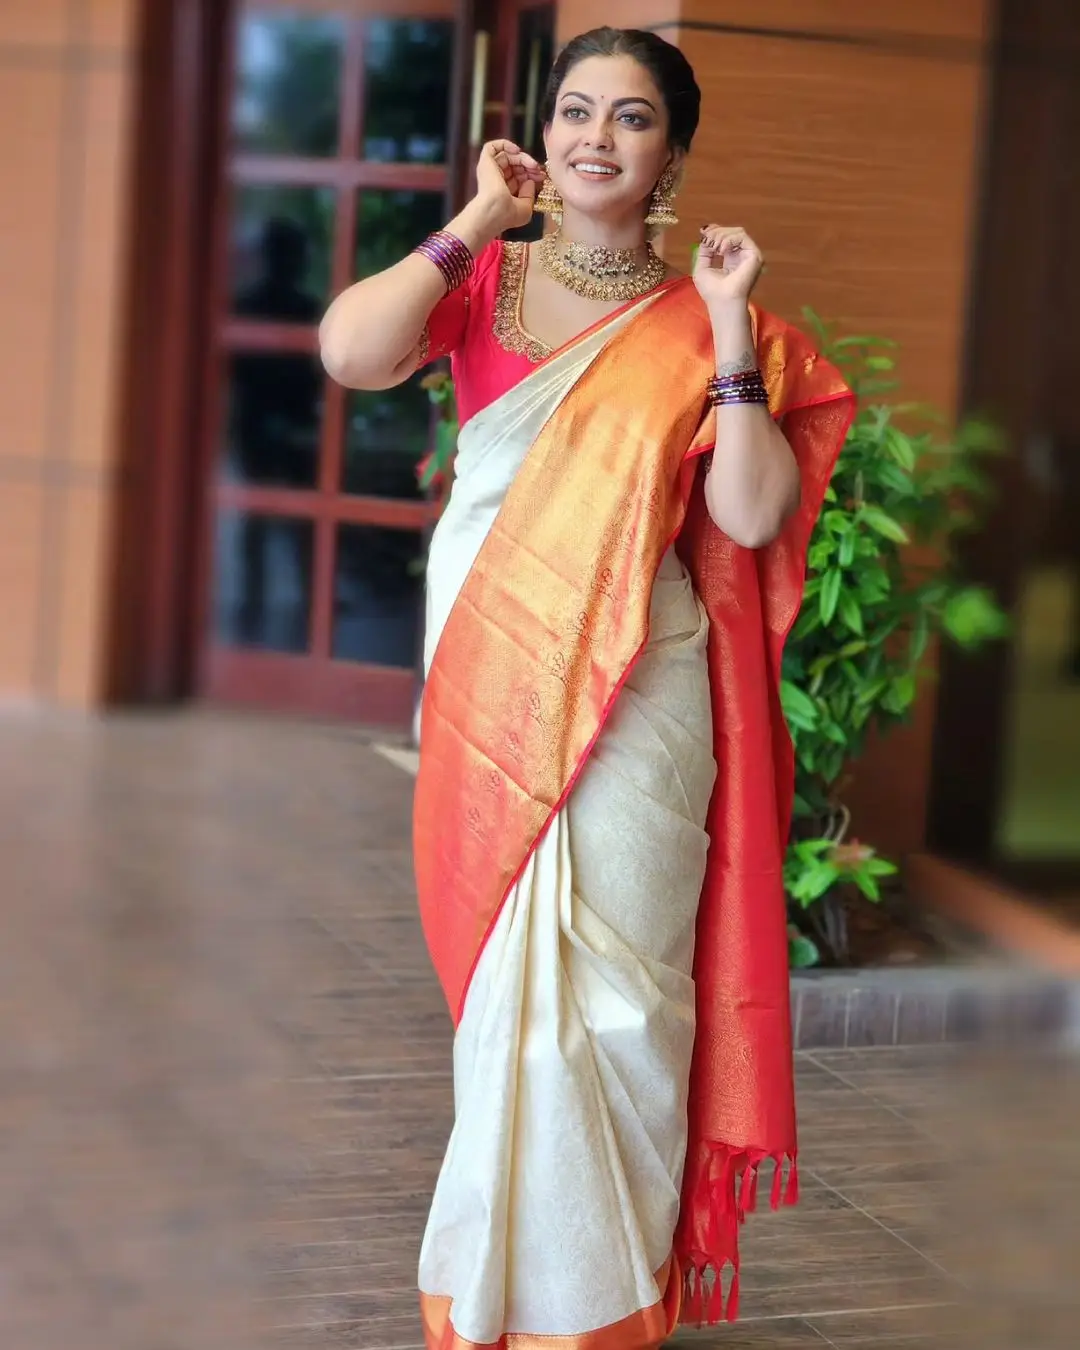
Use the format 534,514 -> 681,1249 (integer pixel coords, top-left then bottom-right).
414,280 -> 855,1329
674,311 -> 854,1320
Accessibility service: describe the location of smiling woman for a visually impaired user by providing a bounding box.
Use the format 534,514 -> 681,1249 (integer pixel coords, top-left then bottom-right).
318,25 -> 854,1350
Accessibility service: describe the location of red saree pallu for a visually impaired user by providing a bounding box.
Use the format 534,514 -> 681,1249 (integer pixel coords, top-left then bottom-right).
414,277 -> 854,1330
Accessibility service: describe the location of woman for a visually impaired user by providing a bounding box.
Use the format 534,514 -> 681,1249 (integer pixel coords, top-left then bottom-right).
321,26 -> 854,1350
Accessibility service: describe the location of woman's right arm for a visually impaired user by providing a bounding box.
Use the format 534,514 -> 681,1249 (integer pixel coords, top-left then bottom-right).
319,142 -> 542,391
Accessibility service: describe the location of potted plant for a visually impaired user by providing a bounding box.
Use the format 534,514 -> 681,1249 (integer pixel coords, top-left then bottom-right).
782,312 -> 1008,967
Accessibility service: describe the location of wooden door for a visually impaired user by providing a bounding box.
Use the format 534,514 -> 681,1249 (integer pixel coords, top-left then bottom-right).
197,0 -> 464,726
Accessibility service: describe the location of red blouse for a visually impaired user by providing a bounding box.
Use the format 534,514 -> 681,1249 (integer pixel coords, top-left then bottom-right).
420,239 -> 549,427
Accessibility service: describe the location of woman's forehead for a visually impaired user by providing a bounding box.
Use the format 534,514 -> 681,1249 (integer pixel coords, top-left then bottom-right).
557,54 -> 664,104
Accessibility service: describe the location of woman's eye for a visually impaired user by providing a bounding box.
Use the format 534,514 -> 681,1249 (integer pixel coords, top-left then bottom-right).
619,112 -> 646,127
563,106 -> 587,120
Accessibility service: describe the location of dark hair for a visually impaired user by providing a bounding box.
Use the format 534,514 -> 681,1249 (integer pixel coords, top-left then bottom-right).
539,27 -> 701,151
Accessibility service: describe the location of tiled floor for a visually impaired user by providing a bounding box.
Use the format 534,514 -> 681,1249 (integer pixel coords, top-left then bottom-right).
0,712 -> 1075,1350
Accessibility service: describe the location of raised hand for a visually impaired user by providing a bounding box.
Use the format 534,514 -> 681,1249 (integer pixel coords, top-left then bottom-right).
474,140 -> 546,232
693,225 -> 764,309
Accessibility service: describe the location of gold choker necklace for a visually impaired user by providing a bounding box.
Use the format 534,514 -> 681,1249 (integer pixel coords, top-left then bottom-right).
538,233 -> 666,302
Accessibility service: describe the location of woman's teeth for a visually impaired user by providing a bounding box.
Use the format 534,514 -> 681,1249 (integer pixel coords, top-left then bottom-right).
573,163 -> 619,177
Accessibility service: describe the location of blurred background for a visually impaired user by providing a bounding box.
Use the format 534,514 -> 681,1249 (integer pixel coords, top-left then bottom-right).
0,1 -> 1078,1347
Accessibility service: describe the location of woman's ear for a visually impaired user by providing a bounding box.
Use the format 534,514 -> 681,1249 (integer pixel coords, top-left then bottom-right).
667,146 -> 687,178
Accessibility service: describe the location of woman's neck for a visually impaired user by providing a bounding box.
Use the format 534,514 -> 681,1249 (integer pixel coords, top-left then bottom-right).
554,206 -> 648,253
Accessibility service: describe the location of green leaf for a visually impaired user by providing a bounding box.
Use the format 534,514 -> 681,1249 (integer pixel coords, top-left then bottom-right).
955,416 -> 1005,454
822,719 -> 848,747
909,611 -> 931,663
838,530 -> 856,567
884,426 -> 916,471
809,540 -> 834,572
877,463 -> 915,495
833,334 -> 897,350
856,378 -> 901,397
865,355 -> 896,371
861,507 -> 910,544
823,510 -> 853,536
853,871 -> 882,902
780,680 -> 820,731
881,673 -> 917,714
855,677 -> 890,708
942,587 -> 1010,648
788,932 -> 821,969
819,569 -> 843,626
838,591 -> 864,636
793,862 -> 841,904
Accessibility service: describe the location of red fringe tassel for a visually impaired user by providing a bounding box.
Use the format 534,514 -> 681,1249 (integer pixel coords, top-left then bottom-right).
677,1145 -> 798,1325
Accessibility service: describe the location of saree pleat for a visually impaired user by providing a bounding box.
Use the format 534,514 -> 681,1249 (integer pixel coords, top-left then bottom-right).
420,552 -> 715,1345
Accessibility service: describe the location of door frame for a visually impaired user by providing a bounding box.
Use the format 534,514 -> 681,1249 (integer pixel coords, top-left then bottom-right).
107,0 -> 226,704
927,0 -> 1080,883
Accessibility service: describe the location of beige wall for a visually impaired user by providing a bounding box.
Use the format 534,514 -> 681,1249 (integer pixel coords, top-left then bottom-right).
554,0 -> 992,855
0,0 -> 139,705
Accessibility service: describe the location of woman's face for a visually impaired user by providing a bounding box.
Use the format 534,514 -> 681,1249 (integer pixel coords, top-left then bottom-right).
544,54 -> 678,226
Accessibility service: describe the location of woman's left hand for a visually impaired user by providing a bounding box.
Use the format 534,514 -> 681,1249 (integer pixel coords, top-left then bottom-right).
693,225 -> 764,308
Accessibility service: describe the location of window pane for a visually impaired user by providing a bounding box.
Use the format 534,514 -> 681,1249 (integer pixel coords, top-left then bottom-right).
232,10 -> 344,157
333,524 -> 424,668
362,19 -> 454,164
355,190 -> 444,280
230,186 -> 336,320
222,352 -> 323,489
341,384 -> 430,498
214,512 -> 315,653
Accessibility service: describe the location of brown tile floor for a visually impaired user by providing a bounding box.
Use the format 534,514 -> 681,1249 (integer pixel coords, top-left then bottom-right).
1,712 -> 1076,1350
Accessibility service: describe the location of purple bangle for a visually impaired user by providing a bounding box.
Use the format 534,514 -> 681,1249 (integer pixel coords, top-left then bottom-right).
707,369 -> 768,408
710,389 -> 769,406
711,390 -> 770,407
707,369 -> 763,391
413,230 -> 475,294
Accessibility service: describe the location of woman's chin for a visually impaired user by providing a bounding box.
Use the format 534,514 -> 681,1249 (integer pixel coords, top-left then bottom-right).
558,190 -> 642,225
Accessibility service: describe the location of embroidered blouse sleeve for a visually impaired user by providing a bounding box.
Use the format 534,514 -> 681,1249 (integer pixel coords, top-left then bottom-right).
418,286 -> 468,367
416,240 -> 498,367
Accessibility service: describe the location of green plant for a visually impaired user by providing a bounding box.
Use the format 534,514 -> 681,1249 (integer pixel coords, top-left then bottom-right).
417,369 -> 459,491
781,311 -> 1009,967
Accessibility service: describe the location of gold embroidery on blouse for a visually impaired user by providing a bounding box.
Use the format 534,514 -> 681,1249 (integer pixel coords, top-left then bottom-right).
417,325 -> 431,365
492,241 -> 552,363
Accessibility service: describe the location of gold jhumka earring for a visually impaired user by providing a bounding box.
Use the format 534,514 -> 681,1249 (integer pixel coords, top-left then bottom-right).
533,167 -> 564,222
644,164 -> 680,229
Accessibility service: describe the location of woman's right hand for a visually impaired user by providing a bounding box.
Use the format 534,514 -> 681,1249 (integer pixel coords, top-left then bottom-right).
473,139 -> 544,233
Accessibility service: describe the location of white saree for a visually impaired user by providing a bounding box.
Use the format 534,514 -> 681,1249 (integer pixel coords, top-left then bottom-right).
418,306 -> 717,1345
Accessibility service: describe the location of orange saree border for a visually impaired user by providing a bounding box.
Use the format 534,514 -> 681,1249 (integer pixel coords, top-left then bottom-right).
420,1259 -> 681,1350
414,280 -> 716,1025
413,280 -> 856,1327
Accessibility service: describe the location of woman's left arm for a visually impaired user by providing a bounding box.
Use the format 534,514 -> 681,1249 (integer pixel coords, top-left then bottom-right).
694,227 -> 801,549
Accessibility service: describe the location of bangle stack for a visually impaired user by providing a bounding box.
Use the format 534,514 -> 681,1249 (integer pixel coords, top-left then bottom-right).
706,368 -> 769,408
413,230 -> 475,295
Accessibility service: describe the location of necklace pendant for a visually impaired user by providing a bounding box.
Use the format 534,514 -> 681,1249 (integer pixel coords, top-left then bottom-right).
538,232 -> 666,303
